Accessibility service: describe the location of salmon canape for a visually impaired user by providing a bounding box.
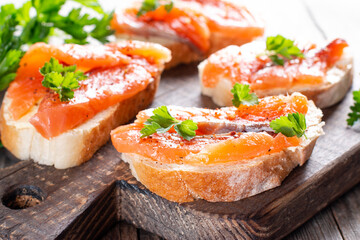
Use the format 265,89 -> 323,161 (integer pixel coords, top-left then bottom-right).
111,0 -> 264,68
199,36 -> 353,108
0,41 -> 171,169
111,93 -> 324,202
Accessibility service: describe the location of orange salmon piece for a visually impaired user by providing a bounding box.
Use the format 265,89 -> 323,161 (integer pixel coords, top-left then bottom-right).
111,125 -> 300,165
236,94 -> 308,122
111,124 -> 238,164
202,39 -> 349,90
183,133 -> 300,165
182,0 -> 264,38
112,5 -> 210,53
29,64 -> 153,139
111,94 -> 308,165
111,0 -> 264,53
7,42 -> 170,139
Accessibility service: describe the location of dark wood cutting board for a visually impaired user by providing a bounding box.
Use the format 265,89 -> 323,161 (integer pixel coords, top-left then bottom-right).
1,0 -> 360,239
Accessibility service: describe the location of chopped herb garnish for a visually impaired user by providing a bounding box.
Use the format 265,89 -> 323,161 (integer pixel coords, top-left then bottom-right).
0,0 -> 113,90
270,112 -> 307,138
40,58 -> 87,101
347,90 -> 360,126
140,106 -> 198,140
231,83 -> 259,107
265,35 -> 304,66
137,0 -> 174,17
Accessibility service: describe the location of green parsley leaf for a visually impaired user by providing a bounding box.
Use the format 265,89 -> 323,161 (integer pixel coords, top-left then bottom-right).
0,50 -> 23,91
0,13 -> 23,90
231,83 -> 259,107
164,1 -> 174,12
137,0 -> 174,17
90,11 -> 115,43
140,106 -> 198,140
0,0 -> 113,90
72,0 -> 105,14
174,119 -> 198,140
16,1 -> 32,26
40,58 -> 87,101
145,106 -> 179,132
48,9 -> 97,42
31,0 -> 66,14
347,90 -> 360,126
266,35 -> 304,66
0,4 -> 17,24
270,112 -> 307,138
140,121 -> 162,137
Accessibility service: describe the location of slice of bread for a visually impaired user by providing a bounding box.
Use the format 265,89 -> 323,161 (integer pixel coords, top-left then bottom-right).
113,1 -> 264,68
0,74 -> 160,169
199,41 -> 353,108
118,99 -> 324,202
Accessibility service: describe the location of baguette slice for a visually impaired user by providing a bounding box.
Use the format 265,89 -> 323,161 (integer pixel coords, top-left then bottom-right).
112,94 -> 324,202
0,41 -> 170,169
112,0 -> 264,68
0,77 -> 159,169
199,39 -> 353,108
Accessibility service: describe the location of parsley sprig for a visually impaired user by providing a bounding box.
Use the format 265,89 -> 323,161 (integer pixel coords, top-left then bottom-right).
140,106 -> 198,140
0,0 -> 113,90
270,112 -> 307,138
40,58 -> 87,101
0,10 -> 23,91
265,35 -> 304,66
230,83 -> 307,138
231,83 -> 259,107
137,0 -> 174,17
347,90 -> 360,126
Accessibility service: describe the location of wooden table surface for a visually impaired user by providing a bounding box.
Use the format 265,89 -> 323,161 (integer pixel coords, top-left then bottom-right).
1,0 -> 359,239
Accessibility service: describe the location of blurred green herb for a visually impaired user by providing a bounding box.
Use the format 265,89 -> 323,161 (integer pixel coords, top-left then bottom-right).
347,90 -> 360,126
0,0 -> 113,90
137,0 -> 174,17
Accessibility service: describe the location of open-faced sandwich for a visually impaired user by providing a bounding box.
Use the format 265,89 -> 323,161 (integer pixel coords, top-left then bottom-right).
111,86 -> 324,202
199,35 -> 353,108
111,0 -> 264,68
0,41 -> 171,169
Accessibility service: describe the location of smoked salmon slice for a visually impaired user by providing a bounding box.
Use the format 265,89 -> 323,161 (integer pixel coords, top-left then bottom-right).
199,39 -> 352,108
7,41 -> 171,139
111,93 -> 308,165
111,0 -> 264,55
111,93 -> 324,202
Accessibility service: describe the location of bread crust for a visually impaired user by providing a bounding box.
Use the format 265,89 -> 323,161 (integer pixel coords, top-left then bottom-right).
120,101 -> 324,202
0,75 -> 160,169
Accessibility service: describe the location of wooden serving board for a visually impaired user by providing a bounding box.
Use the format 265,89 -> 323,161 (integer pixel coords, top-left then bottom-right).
1,0 -> 360,239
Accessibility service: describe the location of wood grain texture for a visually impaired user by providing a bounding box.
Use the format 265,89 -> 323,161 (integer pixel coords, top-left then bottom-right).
285,208 -> 343,240
331,184 -> 360,240
1,0 -> 359,239
0,144 -> 122,240
102,221 -> 138,240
